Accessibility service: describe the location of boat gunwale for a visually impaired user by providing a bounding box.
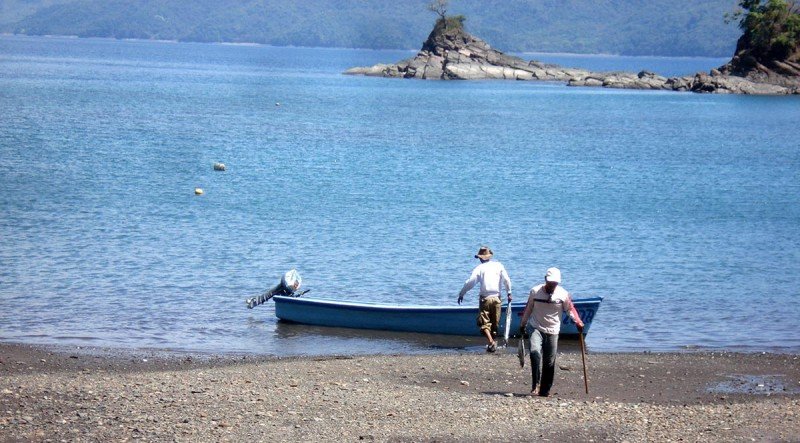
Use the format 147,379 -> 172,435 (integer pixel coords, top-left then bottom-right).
272,295 -> 603,314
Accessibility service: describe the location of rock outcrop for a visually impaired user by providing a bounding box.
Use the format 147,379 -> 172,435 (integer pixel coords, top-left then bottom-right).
567,70 -> 671,90
710,27 -> 800,93
345,18 -> 799,95
345,18 -> 572,81
681,70 -> 795,94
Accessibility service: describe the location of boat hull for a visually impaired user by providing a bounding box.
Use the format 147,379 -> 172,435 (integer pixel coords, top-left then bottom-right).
273,296 -> 602,337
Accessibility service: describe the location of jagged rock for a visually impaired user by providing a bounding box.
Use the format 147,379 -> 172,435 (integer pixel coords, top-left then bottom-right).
568,71 -> 670,90
568,77 -> 603,87
665,76 -> 695,92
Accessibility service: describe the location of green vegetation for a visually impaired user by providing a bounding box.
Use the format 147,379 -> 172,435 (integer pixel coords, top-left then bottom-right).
729,0 -> 800,58
444,16 -> 466,31
432,15 -> 466,33
1,0 -> 743,57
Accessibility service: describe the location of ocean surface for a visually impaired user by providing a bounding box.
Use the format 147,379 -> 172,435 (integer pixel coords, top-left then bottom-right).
1,35 -> 799,356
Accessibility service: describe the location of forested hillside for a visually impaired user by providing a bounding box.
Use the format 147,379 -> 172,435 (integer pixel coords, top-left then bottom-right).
0,0 -> 73,26
1,0 -> 741,56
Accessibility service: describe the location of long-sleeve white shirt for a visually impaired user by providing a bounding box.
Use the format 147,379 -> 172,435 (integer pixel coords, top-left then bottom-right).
458,260 -> 512,301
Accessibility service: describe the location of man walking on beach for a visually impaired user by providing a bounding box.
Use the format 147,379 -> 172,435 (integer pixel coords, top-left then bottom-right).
457,246 -> 512,353
519,267 -> 584,396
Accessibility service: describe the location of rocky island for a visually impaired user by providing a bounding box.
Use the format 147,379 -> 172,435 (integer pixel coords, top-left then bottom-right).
346,3 -> 799,95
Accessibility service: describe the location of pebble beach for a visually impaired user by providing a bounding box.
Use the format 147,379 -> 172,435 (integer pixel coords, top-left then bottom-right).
1,343 -> 798,442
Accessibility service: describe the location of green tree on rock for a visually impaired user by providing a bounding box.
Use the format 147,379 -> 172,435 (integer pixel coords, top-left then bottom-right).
427,0 -> 465,31
728,0 -> 800,59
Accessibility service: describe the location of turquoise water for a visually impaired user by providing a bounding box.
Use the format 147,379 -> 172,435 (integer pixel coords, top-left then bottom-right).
1,35 -> 798,355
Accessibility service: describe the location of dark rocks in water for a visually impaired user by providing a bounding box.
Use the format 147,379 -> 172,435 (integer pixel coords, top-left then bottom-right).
684,71 -> 793,94
346,17 -> 799,95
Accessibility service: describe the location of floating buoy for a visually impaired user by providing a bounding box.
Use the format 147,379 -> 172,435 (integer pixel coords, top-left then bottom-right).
213,162 -> 226,171
194,188 -> 204,195
275,102 -> 281,107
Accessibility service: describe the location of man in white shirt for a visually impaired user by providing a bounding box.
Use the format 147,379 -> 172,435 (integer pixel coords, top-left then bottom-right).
457,246 -> 513,352
519,267 -> 584,396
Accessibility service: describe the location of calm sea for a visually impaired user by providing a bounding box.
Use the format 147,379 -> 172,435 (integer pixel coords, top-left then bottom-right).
1,35 -> 798,356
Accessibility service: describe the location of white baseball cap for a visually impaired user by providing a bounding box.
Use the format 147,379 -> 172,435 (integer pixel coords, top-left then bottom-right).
545,267 -> 562,283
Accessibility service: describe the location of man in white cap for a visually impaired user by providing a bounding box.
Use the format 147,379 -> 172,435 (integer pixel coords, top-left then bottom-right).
457,246 -> 512,352
519,267 -> 584,396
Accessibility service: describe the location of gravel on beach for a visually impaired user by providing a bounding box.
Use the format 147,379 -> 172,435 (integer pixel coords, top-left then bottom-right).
1,343 -> 798,442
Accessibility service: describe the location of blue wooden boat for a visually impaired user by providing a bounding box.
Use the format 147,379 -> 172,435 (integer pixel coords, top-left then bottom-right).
273,296 -> 602,337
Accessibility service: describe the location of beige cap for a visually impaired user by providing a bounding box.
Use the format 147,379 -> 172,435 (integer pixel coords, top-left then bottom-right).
545,267 -> 561,283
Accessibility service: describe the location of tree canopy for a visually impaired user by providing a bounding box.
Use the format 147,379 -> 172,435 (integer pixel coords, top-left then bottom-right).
729,0 -> 800,58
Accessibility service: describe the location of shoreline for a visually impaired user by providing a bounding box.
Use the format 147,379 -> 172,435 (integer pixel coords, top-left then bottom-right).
2,342 -> 798,441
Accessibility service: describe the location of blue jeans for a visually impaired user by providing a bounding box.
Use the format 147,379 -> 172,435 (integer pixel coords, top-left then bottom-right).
529,329 -> 559,395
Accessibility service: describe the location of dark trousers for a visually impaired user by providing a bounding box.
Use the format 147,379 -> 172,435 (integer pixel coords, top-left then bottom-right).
529,329 -> 559,395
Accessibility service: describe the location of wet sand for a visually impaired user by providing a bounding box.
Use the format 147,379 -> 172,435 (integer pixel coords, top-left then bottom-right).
1,343 -> 798,441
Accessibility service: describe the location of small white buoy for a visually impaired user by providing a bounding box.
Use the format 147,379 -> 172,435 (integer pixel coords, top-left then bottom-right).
213,162 -> 226,171
194,187 -> 204,195
275,102 -> 281,107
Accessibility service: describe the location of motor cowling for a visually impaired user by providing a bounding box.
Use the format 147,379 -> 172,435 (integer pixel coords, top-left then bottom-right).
246,269 -> 304,309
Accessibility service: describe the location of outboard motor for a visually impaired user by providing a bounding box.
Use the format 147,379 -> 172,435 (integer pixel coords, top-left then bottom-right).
246,269 -> 307,309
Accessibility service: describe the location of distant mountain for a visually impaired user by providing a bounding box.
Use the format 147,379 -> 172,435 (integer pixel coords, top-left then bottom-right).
1,0 -> 742,57
0,0 -> 74,26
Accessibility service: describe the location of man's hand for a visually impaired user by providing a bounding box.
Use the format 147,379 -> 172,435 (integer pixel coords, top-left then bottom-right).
507,293 -> 512,302
577,323 -> 584,333
457,295 -> 463,305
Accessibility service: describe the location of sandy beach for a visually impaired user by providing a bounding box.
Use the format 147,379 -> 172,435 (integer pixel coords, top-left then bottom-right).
1,343 -> 798,442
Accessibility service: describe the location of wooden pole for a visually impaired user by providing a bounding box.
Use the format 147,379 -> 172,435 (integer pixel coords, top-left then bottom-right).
579,331 -> 589,394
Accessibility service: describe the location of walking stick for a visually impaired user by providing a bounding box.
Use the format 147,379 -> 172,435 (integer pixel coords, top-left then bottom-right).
578,330 -> 589,394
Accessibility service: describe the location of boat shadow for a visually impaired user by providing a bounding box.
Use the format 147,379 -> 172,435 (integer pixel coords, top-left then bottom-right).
274,320 -> 485,351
